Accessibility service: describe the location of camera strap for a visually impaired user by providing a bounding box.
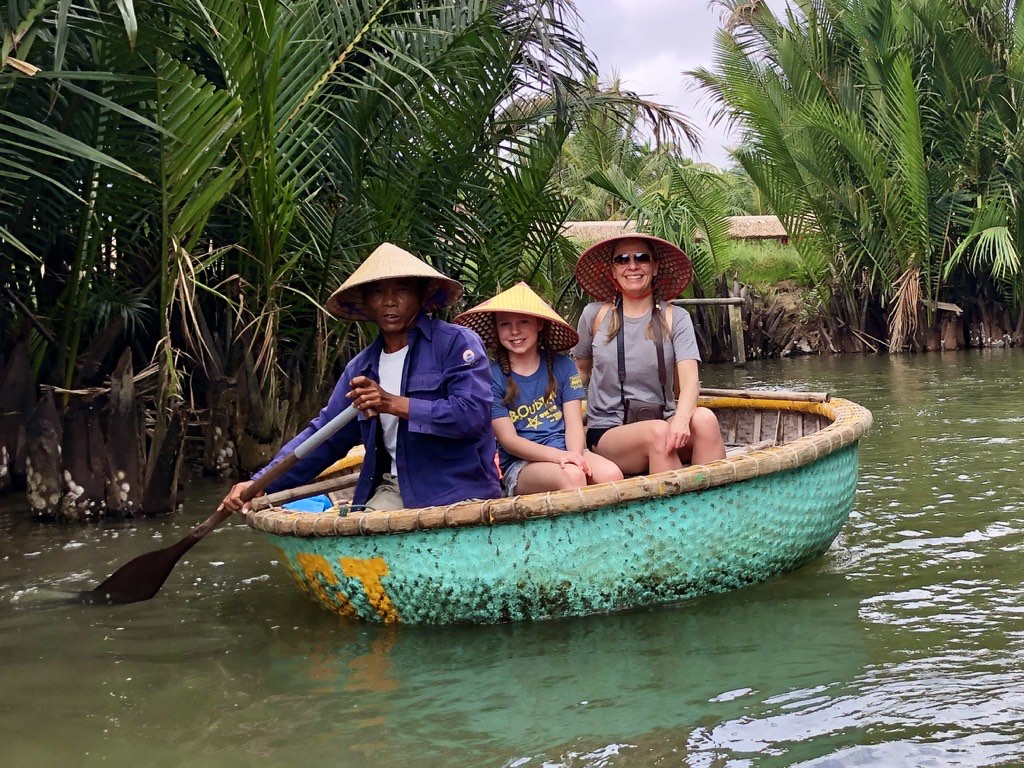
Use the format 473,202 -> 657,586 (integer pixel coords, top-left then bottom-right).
616,299 -> 668,412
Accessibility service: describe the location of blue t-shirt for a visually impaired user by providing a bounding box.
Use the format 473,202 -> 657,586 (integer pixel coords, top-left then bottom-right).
490,354 -> 586,473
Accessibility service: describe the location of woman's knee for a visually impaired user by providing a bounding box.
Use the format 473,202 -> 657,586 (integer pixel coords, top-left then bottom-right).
689,407 -> 726,461
691,407 -> 721,436
642,420 -> 670,450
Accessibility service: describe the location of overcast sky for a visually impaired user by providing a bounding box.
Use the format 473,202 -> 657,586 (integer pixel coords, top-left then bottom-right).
572,0 -> 788,169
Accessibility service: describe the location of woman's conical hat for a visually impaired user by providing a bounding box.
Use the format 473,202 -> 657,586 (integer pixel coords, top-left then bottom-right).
453,282 -> 579,352
326,243 -> 464,320
574,233 -> 692,302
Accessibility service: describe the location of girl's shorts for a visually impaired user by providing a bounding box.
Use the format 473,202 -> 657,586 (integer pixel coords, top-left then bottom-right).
502,459 -> 528,496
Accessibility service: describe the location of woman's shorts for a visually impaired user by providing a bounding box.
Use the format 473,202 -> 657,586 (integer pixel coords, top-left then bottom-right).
586,426 -> 616,451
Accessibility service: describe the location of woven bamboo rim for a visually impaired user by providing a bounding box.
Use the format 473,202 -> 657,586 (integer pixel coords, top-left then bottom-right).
246,396 -> 872,538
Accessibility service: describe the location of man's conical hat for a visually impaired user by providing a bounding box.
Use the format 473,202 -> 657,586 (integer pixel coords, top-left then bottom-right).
326,242 -> 464,320
453,282 -> 579,352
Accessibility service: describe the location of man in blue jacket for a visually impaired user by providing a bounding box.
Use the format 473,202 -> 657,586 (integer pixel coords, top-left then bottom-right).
220,242 -> 501,512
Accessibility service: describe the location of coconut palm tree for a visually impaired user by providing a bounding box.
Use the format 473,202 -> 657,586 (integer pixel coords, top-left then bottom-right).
174,0 -> 612,456
557,75 -> 700,221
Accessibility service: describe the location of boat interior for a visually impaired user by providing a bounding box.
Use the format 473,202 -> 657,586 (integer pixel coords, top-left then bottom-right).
250,391 -> 834,513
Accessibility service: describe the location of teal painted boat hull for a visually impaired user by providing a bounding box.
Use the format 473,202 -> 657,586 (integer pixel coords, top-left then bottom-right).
263,442 -> 860,625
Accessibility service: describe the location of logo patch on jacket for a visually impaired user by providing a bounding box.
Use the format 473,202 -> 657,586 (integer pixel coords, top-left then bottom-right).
462,348 -> 476,363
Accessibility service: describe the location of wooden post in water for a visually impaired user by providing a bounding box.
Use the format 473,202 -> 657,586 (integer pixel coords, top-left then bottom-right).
0,339 -> 34,490
672,297 -> 747,366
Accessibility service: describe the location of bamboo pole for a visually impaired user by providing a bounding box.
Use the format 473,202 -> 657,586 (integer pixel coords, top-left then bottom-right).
251,471 -> 359,510
672,297 -> 745,305
699,388 -> 830,403
728,304 -> 746,366
671,298 -> 746,365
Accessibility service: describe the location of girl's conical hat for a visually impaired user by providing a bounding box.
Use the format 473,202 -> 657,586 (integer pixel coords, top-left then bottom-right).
574,233 -> 692,302
326,243 -> 464,320
453,282 -> 579,352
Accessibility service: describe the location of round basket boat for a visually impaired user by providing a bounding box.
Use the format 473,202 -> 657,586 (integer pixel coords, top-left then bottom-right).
246,392 -> 872,625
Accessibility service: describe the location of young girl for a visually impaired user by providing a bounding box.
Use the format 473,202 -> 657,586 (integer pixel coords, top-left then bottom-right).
455,282 -> 623,495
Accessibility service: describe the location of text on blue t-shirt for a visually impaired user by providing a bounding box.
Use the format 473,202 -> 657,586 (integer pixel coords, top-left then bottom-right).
490,353 -> 585,473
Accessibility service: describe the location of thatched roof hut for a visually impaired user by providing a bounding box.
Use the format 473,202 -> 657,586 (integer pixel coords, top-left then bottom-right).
723,215 -> 788,242
562,215 -> 789,245
560,220 -> 634,244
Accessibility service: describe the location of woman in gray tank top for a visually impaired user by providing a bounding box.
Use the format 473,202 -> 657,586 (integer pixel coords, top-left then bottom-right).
570,233 -> 726,475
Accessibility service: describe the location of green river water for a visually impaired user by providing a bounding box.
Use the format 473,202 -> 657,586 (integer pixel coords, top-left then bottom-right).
1,350 -> 1022,767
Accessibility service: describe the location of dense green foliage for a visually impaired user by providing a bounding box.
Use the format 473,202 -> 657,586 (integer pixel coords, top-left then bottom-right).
9,0 -> 1022,443
729,241 -> 808,288
556,76 -> 699,222
694,0 -> 1024,351
1,0 -> 689,450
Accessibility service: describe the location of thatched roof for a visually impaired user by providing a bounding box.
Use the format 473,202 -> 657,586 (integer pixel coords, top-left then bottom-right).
562,215 -> 789,245
724,215 -> 788,240
560,220 -> 635,244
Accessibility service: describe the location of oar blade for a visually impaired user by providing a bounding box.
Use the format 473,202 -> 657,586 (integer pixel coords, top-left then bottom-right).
80,538 -> 192,605
77,405 -> 359,606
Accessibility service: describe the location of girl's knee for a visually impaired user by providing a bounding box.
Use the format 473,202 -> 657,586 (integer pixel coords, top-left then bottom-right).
562,465 -> 587,488
591,463 -> 623,483
582,451 -> 622,484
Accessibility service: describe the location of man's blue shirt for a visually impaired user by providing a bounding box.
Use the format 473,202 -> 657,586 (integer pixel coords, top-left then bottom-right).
255,312 -> 501,507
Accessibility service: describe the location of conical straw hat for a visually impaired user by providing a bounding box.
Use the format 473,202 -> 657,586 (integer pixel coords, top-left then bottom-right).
453,282 -> 579,352
326,243 -> 464,320
575,233 -> 692,302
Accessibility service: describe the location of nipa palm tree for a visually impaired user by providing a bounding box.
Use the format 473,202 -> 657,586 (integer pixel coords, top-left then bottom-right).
0,0 -> 702,516
693,0 -> 1024,352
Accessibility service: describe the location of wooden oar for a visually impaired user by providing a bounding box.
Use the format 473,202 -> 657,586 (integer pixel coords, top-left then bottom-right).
80,405 -> 359,605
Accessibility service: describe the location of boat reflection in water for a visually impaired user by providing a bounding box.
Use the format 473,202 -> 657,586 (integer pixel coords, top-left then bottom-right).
261,568 -> 867,765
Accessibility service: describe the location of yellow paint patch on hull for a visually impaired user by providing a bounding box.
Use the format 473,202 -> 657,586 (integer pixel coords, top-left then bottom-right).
277,546 -> 398,622
341,557 -> 399,623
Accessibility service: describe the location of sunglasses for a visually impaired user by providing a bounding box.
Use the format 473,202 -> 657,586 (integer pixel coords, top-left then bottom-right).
611,252 -> 653,266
